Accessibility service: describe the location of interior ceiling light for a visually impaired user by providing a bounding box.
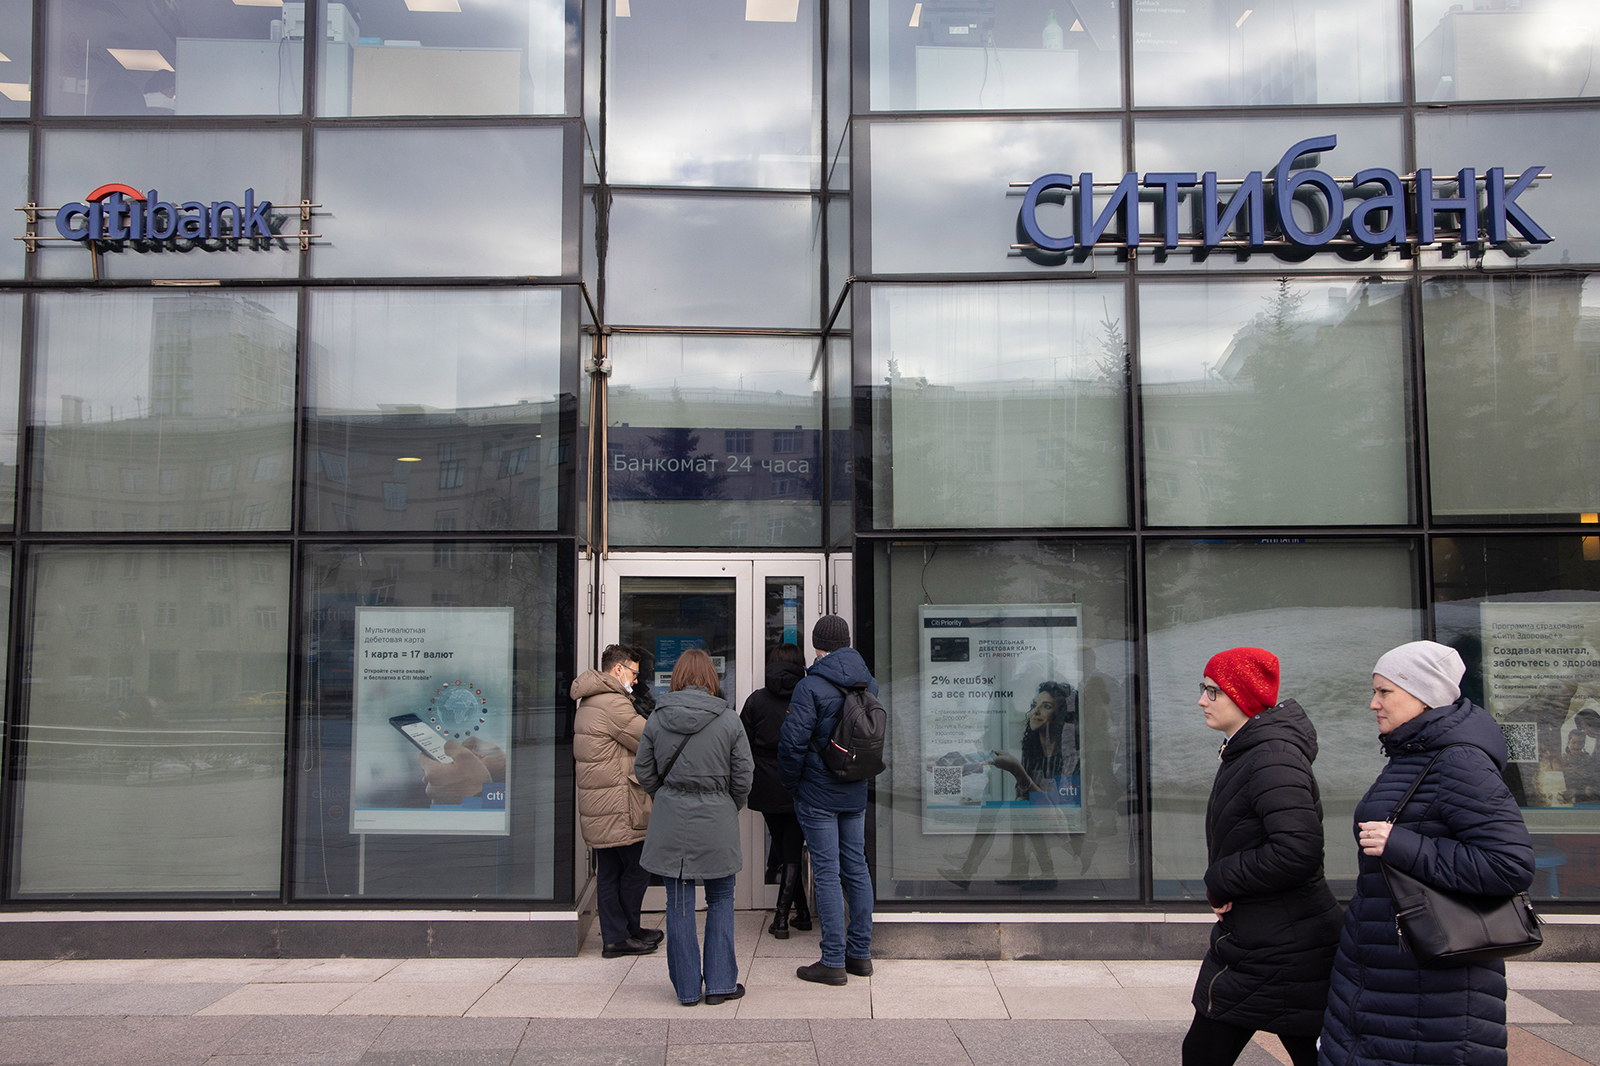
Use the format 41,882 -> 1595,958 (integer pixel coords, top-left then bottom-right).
0,51 -> 10,61
909,3 -> 921,27
107,48 -> 174,72
1236,9 -> 1253,27
616,0 -> 630,15
231,0 -> 283,7
397,457 -> 422,462
746,0 -> 799,21
1070,18 -> 1082,29
405,0 -> 462,10
0,83 -> 28,102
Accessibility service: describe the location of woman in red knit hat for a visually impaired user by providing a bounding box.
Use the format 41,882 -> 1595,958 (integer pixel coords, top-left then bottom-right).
1183,647 -> 1342,1066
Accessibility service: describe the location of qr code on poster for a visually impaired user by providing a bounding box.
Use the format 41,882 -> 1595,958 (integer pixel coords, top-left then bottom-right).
1501,723 -> 1538,764
932,766 -> 961,796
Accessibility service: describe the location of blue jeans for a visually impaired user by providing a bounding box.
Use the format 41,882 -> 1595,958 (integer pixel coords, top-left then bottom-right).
794,798 -> 872,967
662,874 -> 738,1003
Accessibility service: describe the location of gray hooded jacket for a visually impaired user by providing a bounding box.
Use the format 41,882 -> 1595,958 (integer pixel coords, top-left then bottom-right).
635,686 -> 754,881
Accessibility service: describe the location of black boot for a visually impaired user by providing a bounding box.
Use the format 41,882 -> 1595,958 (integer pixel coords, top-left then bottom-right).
789,865 -> 813,931
769,863 -> 795,939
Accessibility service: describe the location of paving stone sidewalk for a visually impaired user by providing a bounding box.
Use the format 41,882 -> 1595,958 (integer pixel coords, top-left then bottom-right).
0,912 -> 1596,1065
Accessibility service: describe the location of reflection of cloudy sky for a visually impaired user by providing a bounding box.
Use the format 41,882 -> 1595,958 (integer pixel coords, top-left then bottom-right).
312,127 -> 563,278
309,289 -> 563,411
869,119 -> 1122,275
1139,279 -> 1405,385
609,334 -> 819,417
1412,1 -> 1597,102
1,131 -> 26,279
871,281 -> 1124,385
608,0 -> 820,188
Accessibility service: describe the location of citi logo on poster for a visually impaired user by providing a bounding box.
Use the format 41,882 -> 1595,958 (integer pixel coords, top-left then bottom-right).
54,183 -> 276,243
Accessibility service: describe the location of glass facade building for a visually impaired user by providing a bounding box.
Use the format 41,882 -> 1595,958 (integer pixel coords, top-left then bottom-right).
2,0 -> 1600,956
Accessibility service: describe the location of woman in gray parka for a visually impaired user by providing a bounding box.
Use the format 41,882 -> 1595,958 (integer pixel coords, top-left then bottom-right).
635,648 -> 754,1006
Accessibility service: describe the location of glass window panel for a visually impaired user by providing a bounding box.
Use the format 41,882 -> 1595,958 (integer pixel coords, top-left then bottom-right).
1133,114 -> 1404,273
1423,274 -> 1600,521
43,0 -> 302,116
1133,0 -> 1400,107
0,0 -> 29,118
607,334 -> 821,548
0,130 -> 24,280
827,334 -> 851,548
294,543 -> 565,901
1415,0 -> 1600,102
826,0 -> 849,189
869,280 -> 1128,529
312,127 -> 565,279
1140,277 -> 1412,526
37,129 -> 302,281
1146,538 -> 1422,899
607,0 -> 819,188
827,195 -> 849,302
13,546 -> 290,898
872,539 -> 1138,901
1414,110 -> 1598,270
605,193 -> 818,328
305,288 -> 569,533
868,0 -> 1121,111
1433,535 -> 1600,900
317,0 -> 567,116
0,554 -> 9,734
0,294 -> 18,529
866,118 -> 1122,275
32,291 -> 297,533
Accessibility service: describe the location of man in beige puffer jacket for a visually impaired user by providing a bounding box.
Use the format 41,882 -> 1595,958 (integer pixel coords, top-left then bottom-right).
573,644 -> 663,958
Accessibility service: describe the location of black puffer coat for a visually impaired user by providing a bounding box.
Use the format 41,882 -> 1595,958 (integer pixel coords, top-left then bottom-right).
1319,698 -> 1535,1066
1191,699 -> 1343,1036
740,660 -> 805,814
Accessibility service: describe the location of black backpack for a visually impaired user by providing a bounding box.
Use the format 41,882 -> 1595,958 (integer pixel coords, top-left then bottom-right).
815,679 -> 887,782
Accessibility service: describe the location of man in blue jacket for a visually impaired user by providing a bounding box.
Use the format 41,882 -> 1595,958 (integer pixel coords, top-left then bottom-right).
778,615 -> 879,985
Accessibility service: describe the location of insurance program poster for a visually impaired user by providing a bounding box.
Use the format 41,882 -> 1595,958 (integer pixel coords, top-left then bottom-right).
350,607 -> 514,835
921,604 -> 1084,835
1481,601 -> 1600,808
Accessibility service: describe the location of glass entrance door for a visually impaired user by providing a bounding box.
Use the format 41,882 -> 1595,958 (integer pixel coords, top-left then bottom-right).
599,554 -> 827,909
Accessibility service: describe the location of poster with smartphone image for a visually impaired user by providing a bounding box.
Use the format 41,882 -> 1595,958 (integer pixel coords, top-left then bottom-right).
350,606 -> 514,836
920,604 -> 1083,835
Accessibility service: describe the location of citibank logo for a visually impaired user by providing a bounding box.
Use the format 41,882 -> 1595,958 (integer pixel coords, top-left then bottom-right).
1014,134 -> 1553,264
56,184 -> 277,243
16,184 -> 318,262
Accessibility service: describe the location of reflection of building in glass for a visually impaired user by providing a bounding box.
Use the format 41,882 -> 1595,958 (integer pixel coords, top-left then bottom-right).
39,296 -> 296,531
303,395 -> 573,532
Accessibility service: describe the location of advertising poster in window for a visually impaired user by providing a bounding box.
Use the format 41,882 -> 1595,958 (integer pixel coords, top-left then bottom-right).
921,604 -> 1084,835
350,606 -> 514,835
1481,601 -> 1600,810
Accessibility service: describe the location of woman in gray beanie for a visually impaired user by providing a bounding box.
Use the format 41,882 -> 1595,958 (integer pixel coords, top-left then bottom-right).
1318,640 -> 1535,1066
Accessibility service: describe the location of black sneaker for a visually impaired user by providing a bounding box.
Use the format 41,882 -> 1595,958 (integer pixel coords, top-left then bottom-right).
633,928 -> 665,947
601,936 -> 658,958
796,961 -> 848,985
705,983 -> 746,1005
845,956 -> 873,977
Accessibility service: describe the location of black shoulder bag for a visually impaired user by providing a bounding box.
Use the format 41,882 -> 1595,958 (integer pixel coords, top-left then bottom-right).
1380,744 -> 1542,967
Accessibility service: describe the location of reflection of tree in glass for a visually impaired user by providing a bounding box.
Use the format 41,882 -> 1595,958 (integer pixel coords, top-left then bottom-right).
1424,275 -> 1590,517
1217,279 -> 1405,524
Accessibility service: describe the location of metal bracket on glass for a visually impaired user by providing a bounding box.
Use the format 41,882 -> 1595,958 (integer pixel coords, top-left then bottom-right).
14,203 -> 38,252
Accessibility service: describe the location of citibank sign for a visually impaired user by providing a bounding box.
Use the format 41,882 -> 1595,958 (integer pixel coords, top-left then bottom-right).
1014,134 -> 1552,262
16,183 -> 319,260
